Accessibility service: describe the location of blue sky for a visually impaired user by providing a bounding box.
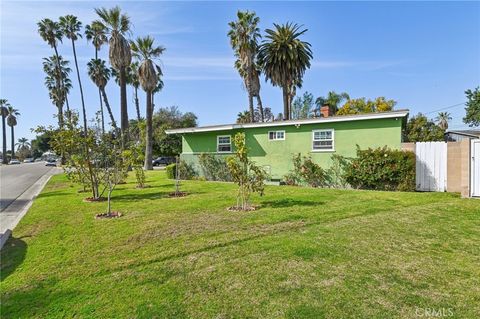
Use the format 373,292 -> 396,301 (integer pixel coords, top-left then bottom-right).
1,1 -> 479,143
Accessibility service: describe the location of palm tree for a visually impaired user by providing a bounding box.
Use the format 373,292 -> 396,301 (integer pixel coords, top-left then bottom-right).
94,6 -> 132,148
16,137 -> 31,151
87,58 -> 117,130
152,65 -> 164,111
43,56 -> 71,128
236,110 -> 250,124
37,19 -> 70,117
258,23 -> 313,120
0,99 -> 9,164
130,36 -> 165,170
59,15 -> 88,133
85,21 -> 108,132
436,112 -> 452,131
6,106 -> 19,159
129,62 -> 142,121
228,11 -> 263,122
315,91 -> 350,116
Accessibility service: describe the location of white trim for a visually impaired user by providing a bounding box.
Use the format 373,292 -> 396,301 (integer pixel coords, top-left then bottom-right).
217,135 -> 232,153
268,130 -> 286,141
165,110 -> 409,134
312,129 -> 334,152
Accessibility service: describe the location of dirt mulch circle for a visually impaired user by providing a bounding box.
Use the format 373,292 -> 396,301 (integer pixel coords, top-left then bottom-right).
95,212 -> 122,219
168,192 -> 188,198
83,197 -> 107,203
227,205 -> 258,212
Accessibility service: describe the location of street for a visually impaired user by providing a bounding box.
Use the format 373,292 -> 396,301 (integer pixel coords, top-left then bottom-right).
0,162 -> 56,211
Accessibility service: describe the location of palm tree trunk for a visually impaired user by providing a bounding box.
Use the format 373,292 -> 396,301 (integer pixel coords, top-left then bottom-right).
95,48 -> 105,134
2,114 -> 7,164
134,87 -> 141,121
71,40 -> 87,133
119,67 -> 129,148
282,87 -> 289,120
144,91 -> 153,170
10,125 -> 14,159
248,94 -> 254,122
100,87 -> 118,130
256,94 -> 264,122
53,45 -> 67,126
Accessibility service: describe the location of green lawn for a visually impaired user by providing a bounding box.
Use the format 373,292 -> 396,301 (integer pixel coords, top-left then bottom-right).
1,171 -> 479,318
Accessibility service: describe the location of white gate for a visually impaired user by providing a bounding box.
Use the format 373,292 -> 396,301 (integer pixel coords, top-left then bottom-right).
415,142 -> 447,192
471,140 -> 480,197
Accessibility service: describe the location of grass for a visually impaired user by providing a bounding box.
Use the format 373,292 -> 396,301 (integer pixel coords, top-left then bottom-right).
1,171 -> 479,318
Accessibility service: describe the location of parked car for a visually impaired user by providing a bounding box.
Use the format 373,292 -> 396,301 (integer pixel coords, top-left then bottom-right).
34,158 -> 43,162
152,157 -> 176,166
45,159 -> 57,167
9,159 -> 21,165
23,158 -> 34,163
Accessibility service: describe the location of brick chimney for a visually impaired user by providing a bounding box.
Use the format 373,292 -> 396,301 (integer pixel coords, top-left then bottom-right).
320,105 -> 332,118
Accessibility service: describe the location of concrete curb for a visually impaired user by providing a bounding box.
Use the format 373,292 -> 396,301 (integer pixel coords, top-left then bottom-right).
0,169 -> 59,250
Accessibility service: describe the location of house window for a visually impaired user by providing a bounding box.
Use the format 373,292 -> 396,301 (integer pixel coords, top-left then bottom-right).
312,129 -> 334,151
217,135 -> 231,153
268,131 -> 285,141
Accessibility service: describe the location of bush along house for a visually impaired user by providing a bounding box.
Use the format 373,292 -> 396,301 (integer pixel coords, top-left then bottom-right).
166,108 -> 409,180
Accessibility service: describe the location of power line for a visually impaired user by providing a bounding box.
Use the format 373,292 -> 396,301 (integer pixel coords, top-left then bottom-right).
423,102 -> 466,115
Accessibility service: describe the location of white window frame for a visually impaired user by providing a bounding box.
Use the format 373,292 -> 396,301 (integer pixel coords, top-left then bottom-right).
312,129 -> 335,152
217,135 -> 232,153
268,130 -> 286,141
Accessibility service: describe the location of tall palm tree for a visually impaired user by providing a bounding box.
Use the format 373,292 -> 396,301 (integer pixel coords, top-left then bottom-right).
152,65 -> 164,111
315,91 -> 350,116
129,62 -> 142,121
436,112 -> 452,131
87,58 -> 118,130
85,21 -> 108,132
228,11 -> 263,122
0,99 -> 9,164
236,110 -> 250,124
6,106 -> 19,159
130,36 -> 165,170
60,15 -> 88,133
16,137 -> 31,151
94,6 -> 132,148
258,23 -> 313,120
43,56 -> 71,128
37,19 -> 69,117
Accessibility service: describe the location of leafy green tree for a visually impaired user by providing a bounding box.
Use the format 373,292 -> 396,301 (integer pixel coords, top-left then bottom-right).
6,106 -> 20,159
152,106 -> 197,156
463,87 -> 480,127
337,97 -> 396,115
228,10 -> 263,122
258,23 -> 312,120
315,91 -> 350,116
31,131 -> 52,158
94,6 -> 132,148
226,133 -> 266,210
435,112 -> 452,131
291,91 -> 314,120
404,113 -> 445,142
1,99 -> 9,163
130,36 -> 165,170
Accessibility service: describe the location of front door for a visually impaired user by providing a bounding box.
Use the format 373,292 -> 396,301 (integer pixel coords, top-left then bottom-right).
472,140 -> 480,197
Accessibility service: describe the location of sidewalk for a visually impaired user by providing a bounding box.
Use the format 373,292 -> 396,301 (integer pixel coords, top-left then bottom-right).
0,168 -> 60,249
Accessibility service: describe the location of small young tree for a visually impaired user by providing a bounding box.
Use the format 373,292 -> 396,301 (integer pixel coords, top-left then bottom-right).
123,144 -> 146,188
226,132 -> 266,210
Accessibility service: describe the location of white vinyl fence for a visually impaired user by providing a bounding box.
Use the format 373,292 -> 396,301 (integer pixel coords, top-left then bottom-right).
471,140 -> 480,197
415,142 -> 447,192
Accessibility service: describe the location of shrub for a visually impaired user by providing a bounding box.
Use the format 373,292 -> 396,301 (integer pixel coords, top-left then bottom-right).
199,153 -> 232,181
178,160 -> 197,180
166,163 -> 176,179
284,153 -> 327,187
326,154 -> 350,189
343,146 -> 416,191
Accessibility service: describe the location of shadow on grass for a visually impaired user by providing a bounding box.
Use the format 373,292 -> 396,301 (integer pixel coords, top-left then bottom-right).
112,191 -> 171,202
36,191 -> 72,199
261,198 -> 322,208
1,236 -> 28,281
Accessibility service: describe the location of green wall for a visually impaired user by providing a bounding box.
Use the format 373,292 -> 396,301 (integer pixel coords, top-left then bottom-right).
180,117 -> 403,179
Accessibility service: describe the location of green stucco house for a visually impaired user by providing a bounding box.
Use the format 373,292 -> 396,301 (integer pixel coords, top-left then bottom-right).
166,109 -> 409,179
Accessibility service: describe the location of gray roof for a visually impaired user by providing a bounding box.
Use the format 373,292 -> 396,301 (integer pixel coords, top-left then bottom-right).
446,130 -> 480,138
